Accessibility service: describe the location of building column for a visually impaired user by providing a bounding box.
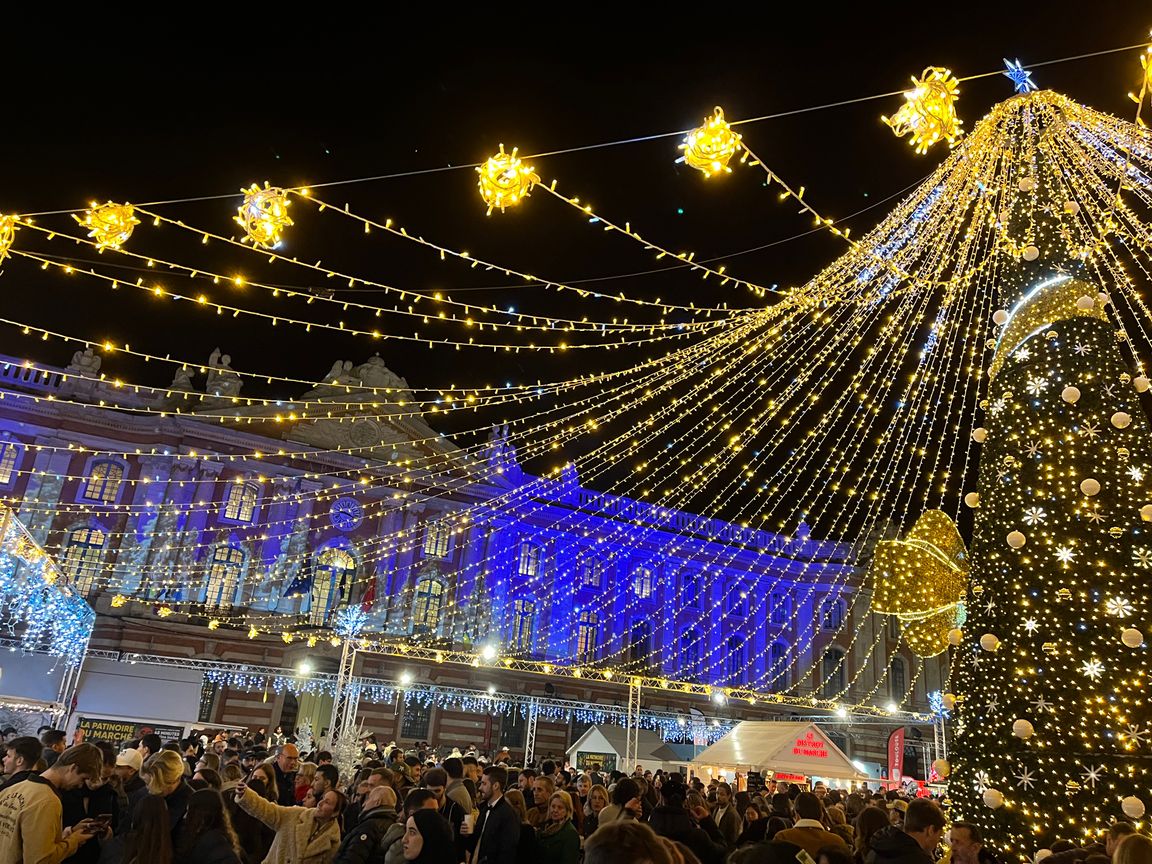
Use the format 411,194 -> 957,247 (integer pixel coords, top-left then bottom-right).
18,439 -> 75,545
111,456 -> 173,595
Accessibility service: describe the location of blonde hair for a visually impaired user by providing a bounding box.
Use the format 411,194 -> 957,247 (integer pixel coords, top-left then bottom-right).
1115,834 -> 1152,864
297,762 -> 317,781
141,750 -> 186,795
588,784 -> 609,810
550,791 -> 574,819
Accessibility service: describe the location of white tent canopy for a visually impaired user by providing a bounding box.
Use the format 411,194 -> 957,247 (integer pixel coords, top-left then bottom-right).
690,721 -> 868,781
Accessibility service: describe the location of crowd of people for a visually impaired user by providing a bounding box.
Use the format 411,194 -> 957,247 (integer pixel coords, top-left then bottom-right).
1,725 -> 1149,864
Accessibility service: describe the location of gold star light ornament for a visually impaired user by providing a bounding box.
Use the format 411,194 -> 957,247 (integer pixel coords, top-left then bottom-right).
678,106 -> 743,178
74,202 -> 140,250
868,509 -> 969,657
476,145 -> 539,215
0,214 -> 17,262
882,67 -> 964,154
236,182 -> 293,248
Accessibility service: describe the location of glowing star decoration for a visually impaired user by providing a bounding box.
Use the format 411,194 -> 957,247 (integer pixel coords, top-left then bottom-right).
677,107 -> 743,178
1003,59 -> 1038,94
476,145 -> 539,215
235,183 -> 293,248
1081,658 -> 1105,680
0,214 -> 19,262
73,202 -> 140,250
882,67 -> 963,154
110,594 -> 128,608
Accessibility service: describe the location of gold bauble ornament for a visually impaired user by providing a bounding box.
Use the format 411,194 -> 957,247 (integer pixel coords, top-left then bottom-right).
882,67 -> 963,154
476,145 -> 540,215
236,182 -> 293,247
980,633 -> 1001,651
1122,628 -> 1144,648
0,214 -> 18,262
74,201 -> 140,250
678,107 -> 743,178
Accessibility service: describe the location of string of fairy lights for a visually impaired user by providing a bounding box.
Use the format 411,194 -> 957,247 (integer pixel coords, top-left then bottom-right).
3,43 -> 1152,723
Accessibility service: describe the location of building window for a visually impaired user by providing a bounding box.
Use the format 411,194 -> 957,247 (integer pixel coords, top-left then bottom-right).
61,526 -> 107,595
632,567 -> 654,600
821,598 -> 844,631
627,618 -> 652,669
80,460 -> 123,505
0,440 -> 22,486
422,519 -> 451,558
576,610 -> 598,662
726,583 -> 748,618
412,576 -> 444,633
400,699 -> 431,739
726,635 -> 746,684
510,599 -> 535,651
768,641 -> 789,691
821,647 -> 845,698
680,631 -> 701,680
499,707 -> 526,749
888,615 -> 901,640
770,592 -> 791,625
223,480 -> 260,523
578,559 -> 602,589
205,544 -> 245,609
310,547 -> 356,626
681,571 -> 700,610
890,657 -> 907,698
518,542 -> 543,579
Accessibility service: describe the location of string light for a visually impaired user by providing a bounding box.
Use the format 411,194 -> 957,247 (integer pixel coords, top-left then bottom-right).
476,145 -> 539,214
73,202 -> 140,250
235,182 -> 293,248
677,106 -> 742,177
882,67 -> 964,154
0,215 -> 18,262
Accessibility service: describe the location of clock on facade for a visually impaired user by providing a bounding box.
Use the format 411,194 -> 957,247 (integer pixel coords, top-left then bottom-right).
329,497 -> 364,532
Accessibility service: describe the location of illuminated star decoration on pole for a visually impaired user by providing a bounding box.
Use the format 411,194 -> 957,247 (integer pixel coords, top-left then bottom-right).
1003,58 -> 1038,94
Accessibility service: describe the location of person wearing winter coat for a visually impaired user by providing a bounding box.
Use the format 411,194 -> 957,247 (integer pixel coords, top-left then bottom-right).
333,785 -> 398,864
234,779 -> 345,864
534,793 -> 579,864
774,793 -> 850,857
173,789 -> 243,864
864,799 -> 946,864
645,781 -> 727,864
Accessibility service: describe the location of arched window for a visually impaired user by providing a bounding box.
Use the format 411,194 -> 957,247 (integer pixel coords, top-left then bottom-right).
576,610 -> 598,661
632,567 -> 654,600
422,519 -> 451,558
0,440 -> 23,486
726,583 -> 748,618
726,635 -> 747,684
770,592 -> 792,625
518,542 -> 543,579
681,571 -> 700,610
223,480 -> 260,523
412,576 -> 444,633
579,559 -> 602,589
81,460 -> 123,505
768,641 -> 790,691
310,547 -> 357,626
890,657 -> 907,698
821,647 -> 845,698
205,544 -> 245,609
680,631 -> 701,680
61,526 -> 107,595
821,597 -> 845,631
510,599 -> 535,651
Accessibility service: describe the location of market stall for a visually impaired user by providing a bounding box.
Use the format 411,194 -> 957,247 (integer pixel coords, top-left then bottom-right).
690,721 -> 868,786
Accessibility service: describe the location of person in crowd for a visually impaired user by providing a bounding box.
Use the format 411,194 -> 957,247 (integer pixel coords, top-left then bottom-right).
574,774 -> 591,810
710,782 -> 742,847
535,791 -> 580,864
646,778 -> 726,864
383,790 -> 440,864
401,808 -> 457,863
1046,822 -> 1134,864
766,817 -> 792,840
774,792 -> 849,856
584,783 -> 609,837
854,806 -> 892,864
60,741 -> 119,864
193,767 -> 223,790
138,734 -> 163,763
296,761 -> 318,803
865,798 -> 945,864
441,758 -> 472,813
272,743 -> 301,806
737,803 -> 770,846
460,757 -> 481,804
0,742 -> 103,864
465,764 -> 518,864
234,776 -> 345,864
948,822 -> 1000,864
820,847 -> 858,864
315,764 -> 340,796
502,789 -> 539,863
220,763 -> 244,792
1,735 -> 43,792
598,777 -> 642,825
230,762 -> 278,862
41,729 -> 67,767
103,793 -> 173,864
1114,835 -> 1152,864
173,789 -> 242,864
527,775 -> 554,827
197,752 -> 222,774
517,768 -> 536,793
333,784 -> 397,864
141,750 -> 195,844
828,806 -> 855,845
886,800 -> 907,827
113,748 -> 148,833
423,767 -> 466,860
584,820 -> 675,864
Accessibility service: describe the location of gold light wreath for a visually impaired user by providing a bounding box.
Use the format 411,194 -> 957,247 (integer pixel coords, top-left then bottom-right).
74,202 -> 140,250
869,509 -> 969,657
678,106 -> 743,178
882,67 -> 963,154
0,214 -> 18,262
476,145 -> 539,215
236,182 -> 293,248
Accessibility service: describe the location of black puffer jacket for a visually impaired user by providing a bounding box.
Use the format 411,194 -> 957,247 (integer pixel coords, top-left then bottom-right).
647,804 -> 727,864
333,806 -> 397,864
865,826 -> 934,864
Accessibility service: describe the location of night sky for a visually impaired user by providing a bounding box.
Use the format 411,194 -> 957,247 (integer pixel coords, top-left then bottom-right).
1,9 -> 1147,524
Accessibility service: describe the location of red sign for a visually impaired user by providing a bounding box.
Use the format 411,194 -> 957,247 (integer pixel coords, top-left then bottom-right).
887,727 -> 905,789
774,772 -> 807,783
791,731 -> 829,759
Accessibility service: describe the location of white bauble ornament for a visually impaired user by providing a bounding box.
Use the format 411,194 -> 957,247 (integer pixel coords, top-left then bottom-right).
1036,851 -> 1054,864
1136,376 -> 1151,393
972,427 -> 988,443
1122,796 -> 1146,819
1098,292 -> 1110,305
1080,478 -> 1101,496
1061,386 -> 1081,404
1019,177 -> 1037,192
1112,412 -> 1132,429
1023,245 -> 1041,261
1007,531 -> 1027,549
942,693 -> 957,710
1075,295 -> 1095,311
1141,504 -> 1152,522
932,758 -> 951,778
947,628 -> 964,646
964,492 -> 980,508
1012,719 -> 1035,739
983,788 -> 1005,809
1122,628 -> 1144,648
980,633 -> 1001,652
992,310 -> 1010,326
1064,200 -> 1080,215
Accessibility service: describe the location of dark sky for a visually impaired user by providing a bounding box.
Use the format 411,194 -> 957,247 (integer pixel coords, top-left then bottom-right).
0,8 -> 1146,504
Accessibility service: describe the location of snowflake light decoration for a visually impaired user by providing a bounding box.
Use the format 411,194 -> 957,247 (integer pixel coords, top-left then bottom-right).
1106,596 -> 1133,617
1015,767 -> 1035,789
1080,764 -> 1105,789
1123,724 -> 1150,747
1055,546 -> 1076,564
677,106 -> 743,178
73,201 -> 140,250
1133,548 -> 1152,569
1025,376 -> 1048,395
883,67 -> 964,154
974,769 -> 992,792
1023,507 -> 1047,525
236,182 -> 293,247
1081,658 -> 1104,680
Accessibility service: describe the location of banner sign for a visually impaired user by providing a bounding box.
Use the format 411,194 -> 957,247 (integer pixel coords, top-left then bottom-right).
75,716 -> 185,746
887,727 -> 905,788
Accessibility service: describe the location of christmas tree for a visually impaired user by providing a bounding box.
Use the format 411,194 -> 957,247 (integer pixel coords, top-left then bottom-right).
947,265 -> 1152,857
